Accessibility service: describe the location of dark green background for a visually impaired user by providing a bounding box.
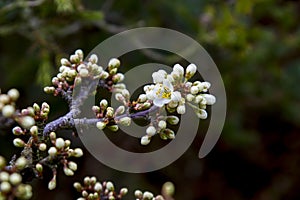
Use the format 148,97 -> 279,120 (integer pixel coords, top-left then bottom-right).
1,0 -> 300,199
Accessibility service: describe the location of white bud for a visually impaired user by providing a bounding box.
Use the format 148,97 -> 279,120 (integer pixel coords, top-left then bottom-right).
70,54 -> 79,63
9,173 -> 22,185
55,138 -> 65,149
167,116 -> 179,125
94,182 -> 102,192
0,171 -> 9,181
202,94 -> 216,105
19,116 -> 35,129
75,49 -> 84,60
7,88 -> 20,101
0,181 -> 11,193
73,148 -> 83,157
173,64 -> 184,76
100,99 -> 108,108
158,120 -> 167,129
0,156 -> 6,169
201,82 -> 211,92
106,181 -> 114,191
141,135 -> 151,145
79,68 -> 89,77
138,94 -> 147,102
196,109 -> 207,119
60,58 -> 70,66
186,94 -> 195,102
190,86 -> 199,95
115,93 -> 124,102
152,71 -> 165,83
177,105 -> 186,114
13,138 -> 25,147
108,58 -> 120,68
119,117 -> 131,126
2,105 -> 15,117
68,161 -> 78,171
35,163 -> 43,173
100,71 -> 109,79
38,143 -> 47,151
48,178 -> 56,190
146,126 -> 156,136
15,157 -> 27,170
96,121 -> 106,130
120,188 -> 128,196
89,54 -> 98,64
134,190 -> 143,198
115,105 -> 125,115
0,94 -> 10,104
143,191 -> 154,199
30,126 -> 38,136
64,167 -> 74,176
185,63 -> 197,79
121,89 -> 130,99
48,147 -> 57,156
194,95 -> 204,104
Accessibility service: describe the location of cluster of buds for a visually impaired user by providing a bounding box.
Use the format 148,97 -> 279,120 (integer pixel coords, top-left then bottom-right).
134,190 -> 164,200
138,63 -> 216,145
140,115 -> 179,145
73,177 -> 128,200
44,49 -> 106,96
45,131 -> 83,190
0,156 -> 32,199
0,88 -> 19,118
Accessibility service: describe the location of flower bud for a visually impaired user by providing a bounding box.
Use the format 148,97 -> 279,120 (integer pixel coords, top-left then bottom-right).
121,89 -> 130,99
15,157 -> 27,170
61,58 -> 70,66
73,148 -> 83,157
108,125 -> 119,132
115,105 -> 125,115
100,99 -> 108,109
75,49 -> 84,60
9,173 -> 22,185
115,93 -> 124,102
100,71 -> 109,79
30,126 -> 38,136
0,181 -> 11,193
143,191 -> 154,200
108,58 -> 120,69
73,182 -> 82,192
35,163 -> 43,173
63,167 -> 74,176
158,120 -> 167,129
177,105 -> 186,114
106,181 -> 114,191
0,94 -> 9,104
0,171 -> 9,181
48,147 -> 57,156
70,54 -> 80,63
49,132 -> 56,140
12,126 -> 24,135
93,182 -> 102,192
186,94 -> 195,102
118,117 -> 131,126
167,116 -> 179,125
164,129 -> 175,139
185,63 -> 197,79
68,161 -> 77,171
202,94 -> 216,105
146,126 -> 156,136
134,190 -> 143,198
55,138 -> 65,149
201,82 -> 211,92
162,182 -> 175,197
33,103 -> 40,112
89,54 -> 98,64
190,86 -> 199,95
2,105 -> 15,117
96,121 -> 106,130
173,64 -> 184,76
196,109 -> 207,119
141,135 -> 151,145
106,107 -> 114,118
138,94 -> 147,103
120,188 -> 128,196
7,88 -> 20,101
19,116 -> 35,129
13,138 -> 25,147
48,177 -> 56,190
79,68 -> 89,77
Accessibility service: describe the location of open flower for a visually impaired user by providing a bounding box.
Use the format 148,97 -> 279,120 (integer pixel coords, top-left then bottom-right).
149,79 -> 181,107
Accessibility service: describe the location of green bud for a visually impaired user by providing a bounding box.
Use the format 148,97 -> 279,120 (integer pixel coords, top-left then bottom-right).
13,138 -> 25,148
108,125 -> 119,132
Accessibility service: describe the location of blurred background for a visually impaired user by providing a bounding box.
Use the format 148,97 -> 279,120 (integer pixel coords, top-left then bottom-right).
0,0 -> 300,199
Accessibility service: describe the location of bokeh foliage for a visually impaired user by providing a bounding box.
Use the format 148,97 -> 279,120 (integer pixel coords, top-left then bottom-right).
1,0 -> 300,199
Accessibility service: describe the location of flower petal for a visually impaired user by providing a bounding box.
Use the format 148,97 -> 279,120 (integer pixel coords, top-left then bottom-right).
153,98 -> 171,107
171,91 -> 182,102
